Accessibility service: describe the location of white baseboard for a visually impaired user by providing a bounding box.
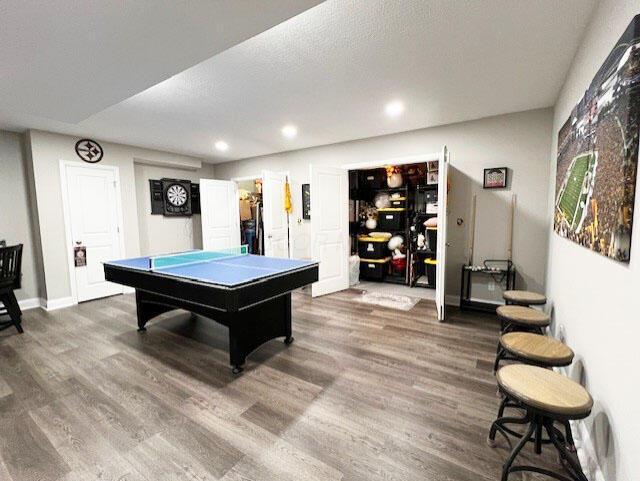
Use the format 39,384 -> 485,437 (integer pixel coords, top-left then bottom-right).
44,296 -> 76,311
123,287 -> 135,294
17,297 -> 44,310
554,365 -> 603,481
572,419 -> 605,481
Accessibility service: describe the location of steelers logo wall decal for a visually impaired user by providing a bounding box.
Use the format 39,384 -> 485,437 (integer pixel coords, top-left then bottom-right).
75,139 -> 104,163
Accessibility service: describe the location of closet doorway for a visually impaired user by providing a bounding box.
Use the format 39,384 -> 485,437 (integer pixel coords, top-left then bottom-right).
232,170 -> 291,258
234,176 -> 264,255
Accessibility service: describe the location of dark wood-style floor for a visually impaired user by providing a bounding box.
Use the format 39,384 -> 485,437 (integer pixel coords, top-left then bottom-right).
0,289 -> 557,481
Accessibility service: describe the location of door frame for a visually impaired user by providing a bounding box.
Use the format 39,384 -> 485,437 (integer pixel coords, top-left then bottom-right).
231,171 -> 293,257
230,174 -> 262,183
341,150 -> 450,315
341,152 -> 440,170
59,160 -> 127,304
262,169 -> 292,258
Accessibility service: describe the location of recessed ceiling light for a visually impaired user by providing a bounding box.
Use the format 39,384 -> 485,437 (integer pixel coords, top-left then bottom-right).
214,140 -> 229,152
385,100 -> 405,117
281,125 -> 298,139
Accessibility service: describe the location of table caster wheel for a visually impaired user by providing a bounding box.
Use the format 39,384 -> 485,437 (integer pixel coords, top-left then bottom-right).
137,326 -> 147,332
232,366 -> 244,375
284,336 -> 294,345
487,436 -> 498,448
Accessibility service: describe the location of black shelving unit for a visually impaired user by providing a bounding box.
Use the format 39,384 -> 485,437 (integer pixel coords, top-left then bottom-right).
352,183 -> 412,285
408,181 -> 439,288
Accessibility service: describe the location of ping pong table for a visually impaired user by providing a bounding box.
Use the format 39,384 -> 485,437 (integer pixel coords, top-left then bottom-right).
103,246 -> 318,373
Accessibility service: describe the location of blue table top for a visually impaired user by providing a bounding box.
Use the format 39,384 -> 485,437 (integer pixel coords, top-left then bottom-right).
105,252 -> 317,287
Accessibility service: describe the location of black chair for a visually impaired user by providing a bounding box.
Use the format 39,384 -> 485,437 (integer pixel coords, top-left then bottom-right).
0,244 -> 24,334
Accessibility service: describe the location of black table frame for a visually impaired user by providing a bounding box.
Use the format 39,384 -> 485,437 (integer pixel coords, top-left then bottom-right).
104,261 -> 318,373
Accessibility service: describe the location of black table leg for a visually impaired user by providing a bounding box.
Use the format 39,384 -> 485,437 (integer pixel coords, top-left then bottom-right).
133,289 -> 294,374
135,289 -> 176,331
228,293 -> 292,374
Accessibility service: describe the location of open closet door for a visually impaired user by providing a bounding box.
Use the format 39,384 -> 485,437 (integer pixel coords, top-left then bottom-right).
262,170 -> 290,258
200,179 -> 240,250
435,146 -> 450,321
310,165 -> 349,297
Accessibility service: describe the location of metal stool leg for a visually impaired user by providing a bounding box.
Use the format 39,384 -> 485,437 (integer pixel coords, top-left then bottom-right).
563,420 -> 576,452
501,421 -> 536,481
493,345 -> 506,373
545,420 -> 588,481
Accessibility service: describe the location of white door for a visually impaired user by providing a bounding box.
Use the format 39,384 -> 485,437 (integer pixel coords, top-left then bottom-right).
262,170 -> 290,258
200,179 -> 240,250
436,146 -> 450,321
63,163 -> 123,302
310,165 -> 349,297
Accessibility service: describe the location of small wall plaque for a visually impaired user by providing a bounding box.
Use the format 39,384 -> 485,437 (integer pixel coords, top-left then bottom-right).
483,167 -> 508,189
75,139 -> 104,163
74,246 -> 87,267
302,184 -> 310,220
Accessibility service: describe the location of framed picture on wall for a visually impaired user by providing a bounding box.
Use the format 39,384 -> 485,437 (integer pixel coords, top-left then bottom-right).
483,167 -> 508,189
552,15 -> 640,263
302,184 -> 311,219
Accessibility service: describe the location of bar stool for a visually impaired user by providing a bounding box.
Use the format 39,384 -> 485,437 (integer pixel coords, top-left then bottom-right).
493,332 -> 577,451
494,332 -> 574,372
497,305 -> 550,334
489,365 -> 592,481
503,290 -> 546,306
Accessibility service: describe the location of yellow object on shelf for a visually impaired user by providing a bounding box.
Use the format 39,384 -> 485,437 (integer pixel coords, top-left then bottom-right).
358,236 -> 388,242
377,207 -> 406,212
368,232 -> 392,239
360,257 -> 391,264
424,258 -> 437,265
426,226 -> 438,231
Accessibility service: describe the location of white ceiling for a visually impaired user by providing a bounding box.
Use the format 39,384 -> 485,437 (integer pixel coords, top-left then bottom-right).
0,0 -> 597,163
0,0 -> 322,122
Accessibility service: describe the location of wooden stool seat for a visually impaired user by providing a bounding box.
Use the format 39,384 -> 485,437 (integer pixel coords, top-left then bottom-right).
497,305 -> 550,326
497,365 -> 593,417
503,290 -> 546,306
490,364 -> 592,480
500,332 -> 574,366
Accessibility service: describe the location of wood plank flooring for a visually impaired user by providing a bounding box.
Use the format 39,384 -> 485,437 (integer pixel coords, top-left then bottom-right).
0,289 -> 558,480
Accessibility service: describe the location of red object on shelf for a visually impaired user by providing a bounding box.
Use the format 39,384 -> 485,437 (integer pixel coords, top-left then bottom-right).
391,257 -> 406,273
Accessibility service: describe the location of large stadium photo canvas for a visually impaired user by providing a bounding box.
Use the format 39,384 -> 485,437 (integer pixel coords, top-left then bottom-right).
554,15 -> 640,263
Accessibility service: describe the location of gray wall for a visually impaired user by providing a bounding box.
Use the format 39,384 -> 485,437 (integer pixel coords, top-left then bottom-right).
214,108 -> 553,299
0,131 -> 42,301
134,162 -> 215,255
546,2 -> 639,480
26,130 -> 212,303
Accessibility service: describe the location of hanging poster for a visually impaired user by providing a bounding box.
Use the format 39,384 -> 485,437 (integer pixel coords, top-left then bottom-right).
554,15 -> 640,262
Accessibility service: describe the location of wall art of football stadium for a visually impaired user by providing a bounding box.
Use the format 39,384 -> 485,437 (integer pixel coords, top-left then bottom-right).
554,15 -> 640,263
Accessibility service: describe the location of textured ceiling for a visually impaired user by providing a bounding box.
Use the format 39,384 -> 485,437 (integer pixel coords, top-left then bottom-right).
0,0 -> 597,162
0,0 -> 322,122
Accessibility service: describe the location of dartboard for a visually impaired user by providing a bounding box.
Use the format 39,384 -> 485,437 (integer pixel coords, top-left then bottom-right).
166,184 -> 188,207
